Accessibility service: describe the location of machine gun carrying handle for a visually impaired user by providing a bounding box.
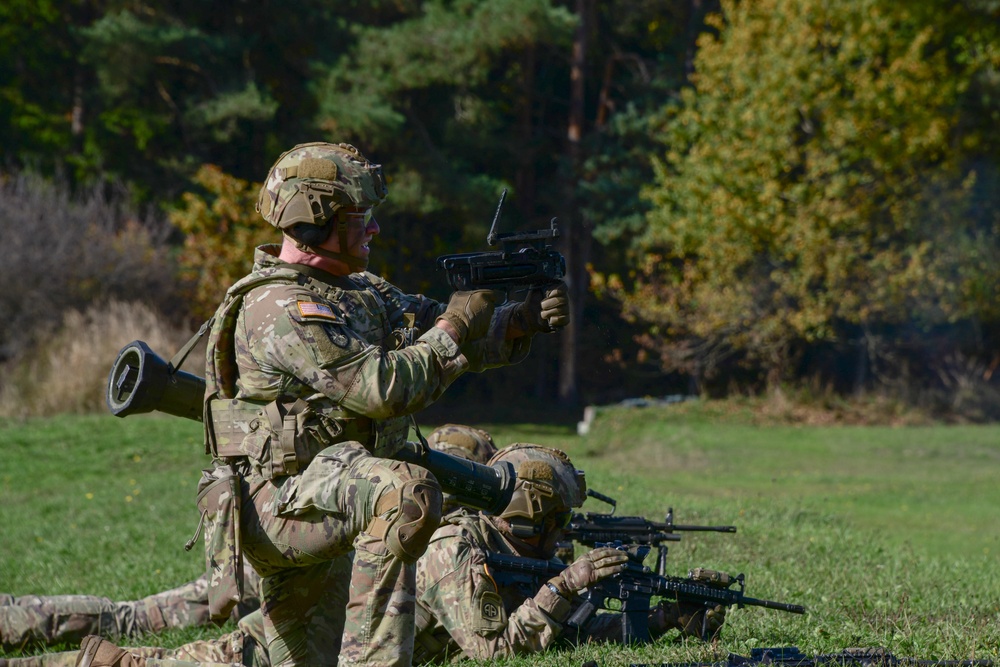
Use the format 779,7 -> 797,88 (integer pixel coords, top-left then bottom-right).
587,489 -> 617,512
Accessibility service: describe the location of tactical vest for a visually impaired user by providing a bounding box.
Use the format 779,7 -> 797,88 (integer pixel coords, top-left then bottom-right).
204,262 -> 411,478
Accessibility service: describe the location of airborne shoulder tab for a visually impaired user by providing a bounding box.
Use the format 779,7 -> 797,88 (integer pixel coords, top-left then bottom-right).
295,300 -> 343,323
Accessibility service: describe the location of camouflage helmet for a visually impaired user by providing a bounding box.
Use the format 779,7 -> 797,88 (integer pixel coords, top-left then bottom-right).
257,142 -> 387,230
427,424 -> 499,515
426,424 -> 498,465
256,142 -> 387,269
487,444 -> 586,536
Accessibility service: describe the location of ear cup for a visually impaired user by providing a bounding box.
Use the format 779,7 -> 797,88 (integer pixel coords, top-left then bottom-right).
287,222 -> 332,246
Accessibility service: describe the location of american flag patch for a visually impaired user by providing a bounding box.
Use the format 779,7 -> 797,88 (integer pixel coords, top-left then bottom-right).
296,301 -> 341,322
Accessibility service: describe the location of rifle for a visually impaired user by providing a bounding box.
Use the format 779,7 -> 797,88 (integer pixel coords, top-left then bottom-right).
483,542 -> 805,645
567,490 -> 738,575
436,189 -> 566,298
644,646 -> 994,667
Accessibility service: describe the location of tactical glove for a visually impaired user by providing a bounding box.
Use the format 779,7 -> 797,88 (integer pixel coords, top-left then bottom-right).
549,546 -> 629,596
516,282 -> 570,335
436,290 -> 496,344
651,601 -> 727,640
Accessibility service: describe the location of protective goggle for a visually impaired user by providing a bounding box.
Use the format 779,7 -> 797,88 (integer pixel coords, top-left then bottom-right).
339,207 -> 374,227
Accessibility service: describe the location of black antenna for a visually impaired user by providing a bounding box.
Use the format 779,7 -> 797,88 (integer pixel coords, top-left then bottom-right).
486,188 -> 508,246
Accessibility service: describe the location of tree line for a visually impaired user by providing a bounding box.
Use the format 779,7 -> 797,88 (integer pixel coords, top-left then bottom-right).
2,0 -> 998,417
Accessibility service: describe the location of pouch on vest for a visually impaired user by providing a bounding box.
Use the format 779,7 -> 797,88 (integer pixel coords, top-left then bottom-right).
191,465 -> 244,623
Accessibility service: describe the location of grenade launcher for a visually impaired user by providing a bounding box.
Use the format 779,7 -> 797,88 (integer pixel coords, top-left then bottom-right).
436,189 -> 566,297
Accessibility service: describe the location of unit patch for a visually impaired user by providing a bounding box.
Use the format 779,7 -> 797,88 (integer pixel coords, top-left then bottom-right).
324,324 -> 350,348
482,597 -> 501,620
471,587 -> 507,635
296,301 -> 342,323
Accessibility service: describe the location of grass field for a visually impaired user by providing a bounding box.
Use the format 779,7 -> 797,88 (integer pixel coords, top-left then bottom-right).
1,403 -> 998,665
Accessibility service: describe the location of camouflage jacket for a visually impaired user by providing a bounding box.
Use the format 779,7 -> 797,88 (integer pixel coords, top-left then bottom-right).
413,512 -> 624,662
204,244 -> 529,470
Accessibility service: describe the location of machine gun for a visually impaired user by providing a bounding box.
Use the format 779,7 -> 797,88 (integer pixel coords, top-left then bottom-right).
567,490 -> 738,575
436,189 -> 566,298
483,542 -> 805,645
648,646 -> 993,667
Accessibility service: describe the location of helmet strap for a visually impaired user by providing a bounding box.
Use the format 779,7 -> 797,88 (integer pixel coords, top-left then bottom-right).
288,214 -> 369,271
508,518 -> 541,539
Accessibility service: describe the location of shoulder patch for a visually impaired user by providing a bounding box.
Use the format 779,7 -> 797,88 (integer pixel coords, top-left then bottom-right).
296,301 -> 342,323
472,588 -> 507,636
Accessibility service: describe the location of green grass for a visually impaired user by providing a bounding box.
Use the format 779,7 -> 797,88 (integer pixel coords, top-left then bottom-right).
1,405 -> 998,665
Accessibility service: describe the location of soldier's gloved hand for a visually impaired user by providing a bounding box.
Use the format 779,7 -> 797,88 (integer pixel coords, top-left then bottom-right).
549,546 -> 629,596
653,601 -> 727,640
436,290 -> 496,344
516,282 -> 570,335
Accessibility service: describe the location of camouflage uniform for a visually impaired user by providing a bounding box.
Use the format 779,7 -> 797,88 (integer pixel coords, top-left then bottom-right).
3,608 -> 266,667
425,425 -> 497,464
203,244 -> 528,667
412,511 -> 629,662
0,573 -> 260,653
0,427 -> 501,667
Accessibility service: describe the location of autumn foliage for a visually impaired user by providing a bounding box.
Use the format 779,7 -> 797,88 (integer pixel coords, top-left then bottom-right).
605,0 -> 1000,396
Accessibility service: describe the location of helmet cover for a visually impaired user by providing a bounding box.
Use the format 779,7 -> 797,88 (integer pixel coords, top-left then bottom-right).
488,443 -> 586,526
427,424 -> 498,465
256,141 -> 388,233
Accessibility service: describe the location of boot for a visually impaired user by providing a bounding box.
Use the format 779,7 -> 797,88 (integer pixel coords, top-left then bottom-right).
75,636 -> 144,667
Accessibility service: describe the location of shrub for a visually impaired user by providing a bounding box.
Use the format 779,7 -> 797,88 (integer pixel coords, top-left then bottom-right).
0,300 -> 198,419
0,171 -> 187,366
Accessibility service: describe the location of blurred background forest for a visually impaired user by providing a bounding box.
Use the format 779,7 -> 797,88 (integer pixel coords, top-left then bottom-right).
1,0 -> 998,422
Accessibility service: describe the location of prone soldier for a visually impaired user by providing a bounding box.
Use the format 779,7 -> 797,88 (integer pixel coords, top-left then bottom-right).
0,573 -> 260,655
43,438 -> 718,667
412,443 -> 727,662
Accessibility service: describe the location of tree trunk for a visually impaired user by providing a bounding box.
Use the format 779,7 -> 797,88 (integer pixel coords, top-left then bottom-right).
559,0 -> 590,408
514,45 -> 550,399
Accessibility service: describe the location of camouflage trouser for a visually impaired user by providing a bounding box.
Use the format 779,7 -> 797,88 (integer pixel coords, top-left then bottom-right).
240,442 -> 441,667
0,573 -> 262,653
3,609 -> 269,667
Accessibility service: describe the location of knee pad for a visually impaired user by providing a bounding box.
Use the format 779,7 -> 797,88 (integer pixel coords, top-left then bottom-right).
368,464 -> 442,563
